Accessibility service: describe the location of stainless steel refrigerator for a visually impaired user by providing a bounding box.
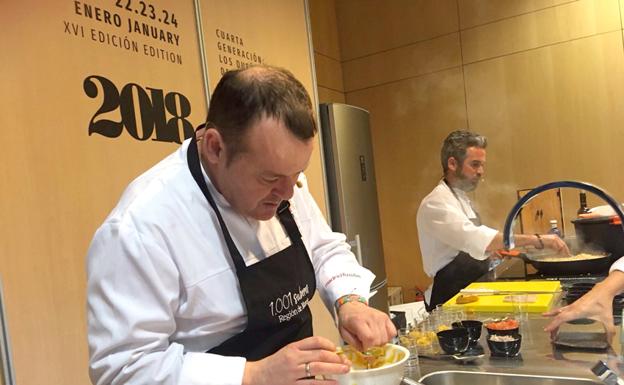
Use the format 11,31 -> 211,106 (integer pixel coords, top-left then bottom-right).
0,278 -> 14,385
319,103 -> 389,313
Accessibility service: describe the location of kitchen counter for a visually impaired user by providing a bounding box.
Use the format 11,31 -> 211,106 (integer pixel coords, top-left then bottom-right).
408,316 -> 621,382
405,257 -> 624,383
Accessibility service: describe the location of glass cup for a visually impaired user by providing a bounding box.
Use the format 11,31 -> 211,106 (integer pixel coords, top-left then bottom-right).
510,294 -> 529,325
448,308 -> 466,325
411,322 -> 434,356
432,305 -> 451,331
398,328 -> 420,367
464,305 -> 477,320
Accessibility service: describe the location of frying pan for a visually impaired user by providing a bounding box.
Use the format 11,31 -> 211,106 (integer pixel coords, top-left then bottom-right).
499,250 -> 612,275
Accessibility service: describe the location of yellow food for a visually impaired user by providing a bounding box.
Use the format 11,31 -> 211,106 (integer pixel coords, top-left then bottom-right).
336,345 -> 405,370
405,330 -> 433,346
437,324 -> 451,332
416,336 -> 432,346
540,253 -> 604,262
456,294 -> 479,304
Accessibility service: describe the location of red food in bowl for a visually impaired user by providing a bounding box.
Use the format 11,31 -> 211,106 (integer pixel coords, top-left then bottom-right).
485,319 -> 520,336
485,319 -> 519,330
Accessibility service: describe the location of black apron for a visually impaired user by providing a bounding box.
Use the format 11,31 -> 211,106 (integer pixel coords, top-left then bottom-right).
425,181 -> 490,312
186,136 -> 316,361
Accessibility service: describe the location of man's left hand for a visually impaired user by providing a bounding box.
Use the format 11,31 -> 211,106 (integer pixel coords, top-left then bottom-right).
337,302 -> 396,352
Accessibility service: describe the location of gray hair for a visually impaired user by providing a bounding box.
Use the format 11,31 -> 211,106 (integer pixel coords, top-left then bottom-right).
440,130 -> 487,173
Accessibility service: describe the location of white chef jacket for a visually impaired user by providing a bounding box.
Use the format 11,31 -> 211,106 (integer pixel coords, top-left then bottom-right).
416,180 -> 498,303
86,139 -> 375,385
610,256 -> 624,272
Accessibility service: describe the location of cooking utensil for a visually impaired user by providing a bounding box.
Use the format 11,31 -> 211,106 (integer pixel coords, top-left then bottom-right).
498,249 -> 612,275
447,281 -> 561,313
572,215 -> 624,262
459,287 -> 561,296
554,332 -> 609,350
452,353 -> 485,362
419,352 -> 484,362
523,251 -> 612,275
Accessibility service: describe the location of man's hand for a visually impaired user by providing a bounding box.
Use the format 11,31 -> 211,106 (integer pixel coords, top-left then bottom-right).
543,281 -> 617,342
539,234 -> 571,256
337,302 -> 396,352
242,336 -> 350,385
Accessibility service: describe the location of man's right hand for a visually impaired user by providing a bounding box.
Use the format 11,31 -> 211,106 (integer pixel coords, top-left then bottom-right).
242,336 -> 350,385
539,234 -> 570,256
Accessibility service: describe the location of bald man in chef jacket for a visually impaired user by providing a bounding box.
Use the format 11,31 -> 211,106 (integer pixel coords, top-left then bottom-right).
416,130 -> 569,312
86,65 -> 395,385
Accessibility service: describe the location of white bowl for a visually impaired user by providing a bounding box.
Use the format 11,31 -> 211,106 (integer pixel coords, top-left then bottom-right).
330,344 -> 409,385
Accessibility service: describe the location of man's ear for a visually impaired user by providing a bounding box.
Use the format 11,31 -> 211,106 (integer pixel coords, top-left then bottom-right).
447,156 -> 458,173
201,128 -> 225,164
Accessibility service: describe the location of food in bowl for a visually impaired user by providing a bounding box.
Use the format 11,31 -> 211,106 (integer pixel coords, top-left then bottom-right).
331,344 -> 409,385
408,329 -> 435,349
487,333 -> 522,357
436,324 -> 451,332
336,344 -> 405,370
485,318 -> 520,337
485,318 -> 519,330
489,334 -> 517,342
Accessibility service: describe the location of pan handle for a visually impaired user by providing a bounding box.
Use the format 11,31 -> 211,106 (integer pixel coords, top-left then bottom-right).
498,249 -> 530,262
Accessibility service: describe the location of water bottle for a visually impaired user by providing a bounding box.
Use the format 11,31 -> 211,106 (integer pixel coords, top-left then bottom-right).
548,219 -> 562,238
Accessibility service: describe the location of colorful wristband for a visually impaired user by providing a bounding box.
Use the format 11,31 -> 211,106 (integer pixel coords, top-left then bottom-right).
335,294 -> 368,310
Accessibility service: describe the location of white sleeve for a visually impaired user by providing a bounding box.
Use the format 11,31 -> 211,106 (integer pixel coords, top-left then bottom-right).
87,220 -> 246,385
417,196 -> 498,260
291,175 -> 375,315
610,256 -> 624,273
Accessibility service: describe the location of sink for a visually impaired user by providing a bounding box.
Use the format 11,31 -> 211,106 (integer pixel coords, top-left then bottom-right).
409,370 -> 602,385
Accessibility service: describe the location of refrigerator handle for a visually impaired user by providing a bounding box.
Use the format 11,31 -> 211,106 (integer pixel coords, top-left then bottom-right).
347,234 -> 363,266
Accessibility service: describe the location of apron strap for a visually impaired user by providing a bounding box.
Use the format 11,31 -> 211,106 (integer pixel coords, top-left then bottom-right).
277,201 -> 302,241
186,135 -> 246,272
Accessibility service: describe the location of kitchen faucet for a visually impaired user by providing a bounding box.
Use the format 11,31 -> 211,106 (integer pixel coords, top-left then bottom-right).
592,360 -> 624,385
502,181 -> 624,250
502,181 -> 624,358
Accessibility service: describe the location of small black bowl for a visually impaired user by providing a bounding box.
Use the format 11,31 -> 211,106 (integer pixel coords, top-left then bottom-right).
437,327 -> 470,355
487,334 -> 522,357
452,320 -> 482,345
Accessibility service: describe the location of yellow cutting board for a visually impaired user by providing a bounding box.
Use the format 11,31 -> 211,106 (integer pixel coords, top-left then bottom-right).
443,281 -> 561,313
